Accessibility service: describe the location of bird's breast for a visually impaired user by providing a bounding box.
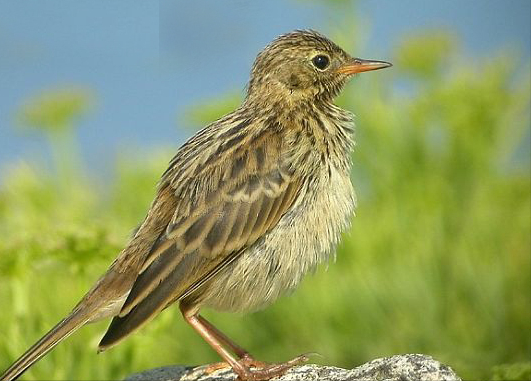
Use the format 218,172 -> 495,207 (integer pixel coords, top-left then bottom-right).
200,162 -> 356,313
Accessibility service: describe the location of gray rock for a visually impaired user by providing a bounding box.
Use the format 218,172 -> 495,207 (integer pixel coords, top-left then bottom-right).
125,354 -> 461,381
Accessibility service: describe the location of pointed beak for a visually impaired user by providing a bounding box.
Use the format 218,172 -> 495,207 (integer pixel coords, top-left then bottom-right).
337,58 -> 392,75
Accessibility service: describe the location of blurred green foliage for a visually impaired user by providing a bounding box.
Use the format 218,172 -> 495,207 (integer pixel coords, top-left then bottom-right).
394,31 -> 457,79
0,28 -> 530,381
16,88 -> 94,135
15,87 -> 94,187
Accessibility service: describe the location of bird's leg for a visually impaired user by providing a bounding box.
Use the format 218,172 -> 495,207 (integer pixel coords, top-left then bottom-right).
180,303 -> 308,380
196,315 -> 250,359
195,315 -> 270,372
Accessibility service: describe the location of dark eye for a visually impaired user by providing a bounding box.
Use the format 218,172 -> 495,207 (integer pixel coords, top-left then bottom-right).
312,55 -> 330,70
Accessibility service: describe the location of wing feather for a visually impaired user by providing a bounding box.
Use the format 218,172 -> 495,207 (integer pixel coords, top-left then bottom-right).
98,126 -> 301,350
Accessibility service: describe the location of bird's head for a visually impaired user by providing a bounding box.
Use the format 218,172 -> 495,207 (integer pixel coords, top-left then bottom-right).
246,30 -> 391,106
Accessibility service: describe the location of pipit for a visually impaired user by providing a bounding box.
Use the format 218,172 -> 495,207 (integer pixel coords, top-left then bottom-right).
1,30 -> 391,381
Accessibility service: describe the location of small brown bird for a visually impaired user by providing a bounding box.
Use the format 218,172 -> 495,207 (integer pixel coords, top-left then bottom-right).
1,30 -> 391,381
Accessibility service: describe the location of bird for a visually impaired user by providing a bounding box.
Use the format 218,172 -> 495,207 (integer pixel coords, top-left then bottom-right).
1,29 -> 391,381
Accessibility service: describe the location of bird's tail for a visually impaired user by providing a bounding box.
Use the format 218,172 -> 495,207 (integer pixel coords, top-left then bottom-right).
0,269 -> 131,381
1,224 -> 152,380
0,310 -> 92,381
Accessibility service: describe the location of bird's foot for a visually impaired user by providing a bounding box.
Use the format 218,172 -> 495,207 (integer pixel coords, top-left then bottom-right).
204,353 -> 262,373
205,353 -> 310,380
204,361 -> 231,373
234,353 -> 310,380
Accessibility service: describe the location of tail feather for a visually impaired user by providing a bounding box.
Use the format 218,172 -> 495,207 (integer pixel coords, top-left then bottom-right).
1,312 -> 91,381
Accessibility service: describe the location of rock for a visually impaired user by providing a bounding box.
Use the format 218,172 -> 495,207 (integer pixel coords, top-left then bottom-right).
125,353 -> 461,381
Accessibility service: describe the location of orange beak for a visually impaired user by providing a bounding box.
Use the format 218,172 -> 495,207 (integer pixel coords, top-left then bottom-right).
337,58 -> 392,75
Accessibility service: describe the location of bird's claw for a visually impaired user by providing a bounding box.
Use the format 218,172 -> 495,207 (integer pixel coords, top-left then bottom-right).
204,353 -> 309,380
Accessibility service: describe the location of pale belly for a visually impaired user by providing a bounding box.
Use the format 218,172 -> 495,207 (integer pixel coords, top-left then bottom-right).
199,165 -> 356,313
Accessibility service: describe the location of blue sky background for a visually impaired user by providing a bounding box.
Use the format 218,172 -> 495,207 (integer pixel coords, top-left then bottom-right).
0,0 -> 529,179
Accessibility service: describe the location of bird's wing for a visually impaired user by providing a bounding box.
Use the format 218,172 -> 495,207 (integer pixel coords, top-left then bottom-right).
98,118 -> 302,350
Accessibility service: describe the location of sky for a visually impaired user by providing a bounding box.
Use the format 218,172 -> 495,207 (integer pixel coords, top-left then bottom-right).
0,0 -> 529,179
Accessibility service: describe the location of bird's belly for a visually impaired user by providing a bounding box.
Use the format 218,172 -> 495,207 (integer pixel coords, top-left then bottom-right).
200,165 -> 356,313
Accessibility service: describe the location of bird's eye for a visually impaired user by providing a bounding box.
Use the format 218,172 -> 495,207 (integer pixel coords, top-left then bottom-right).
312,55 -> 330,70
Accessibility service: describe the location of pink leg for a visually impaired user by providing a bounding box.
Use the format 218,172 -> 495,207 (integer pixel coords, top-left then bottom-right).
196,315 -> 250,359
180,303 -> 308,381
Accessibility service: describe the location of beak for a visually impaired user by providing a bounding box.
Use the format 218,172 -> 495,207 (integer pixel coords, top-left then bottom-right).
337,58 -> 392,75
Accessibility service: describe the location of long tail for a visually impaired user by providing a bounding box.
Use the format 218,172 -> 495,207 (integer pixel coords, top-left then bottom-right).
0,264 -> 134,381
0,310 -> 92,381
1,197 -> 169,380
